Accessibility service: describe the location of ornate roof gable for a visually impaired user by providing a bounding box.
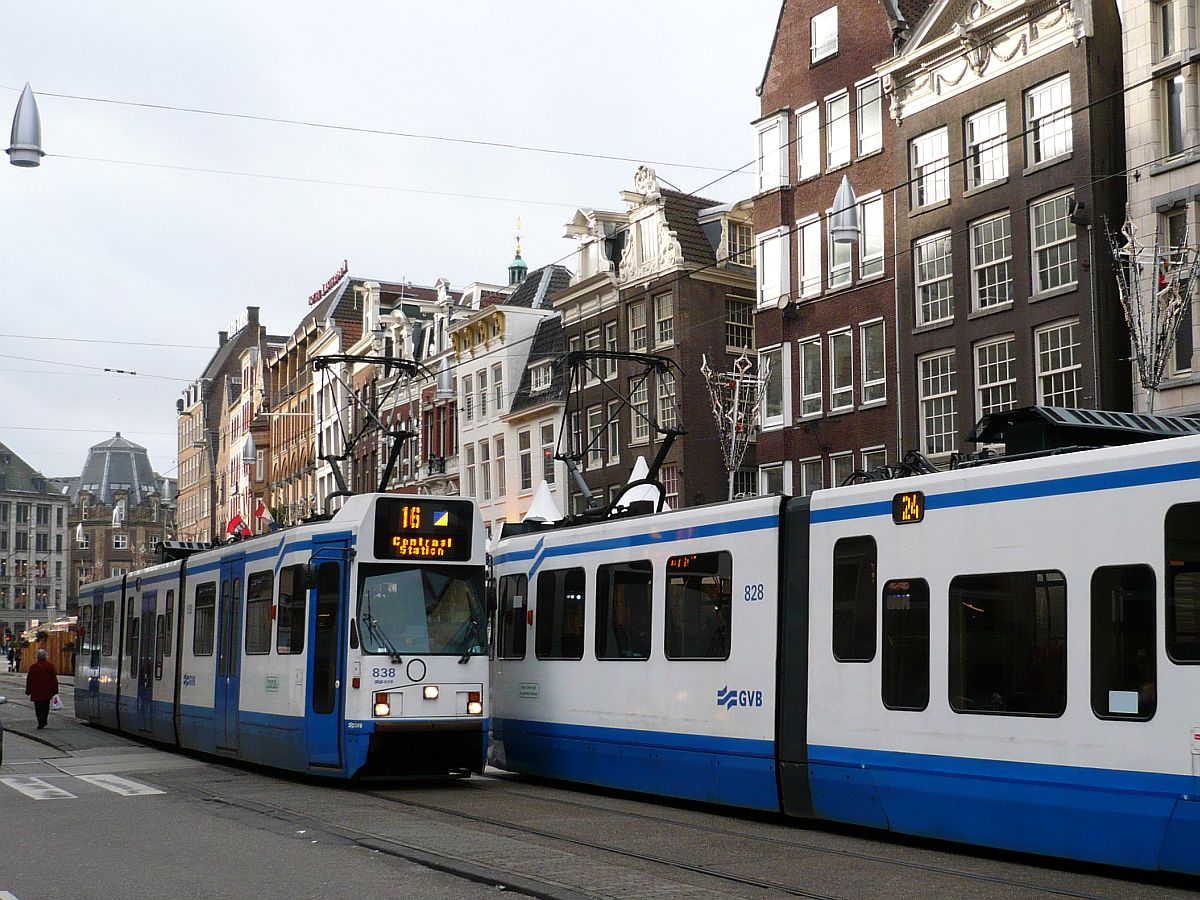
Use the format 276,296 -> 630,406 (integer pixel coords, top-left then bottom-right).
617,167 -> 686,284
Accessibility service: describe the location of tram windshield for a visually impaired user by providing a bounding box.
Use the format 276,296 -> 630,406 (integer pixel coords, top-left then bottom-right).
357,564 -> 486,656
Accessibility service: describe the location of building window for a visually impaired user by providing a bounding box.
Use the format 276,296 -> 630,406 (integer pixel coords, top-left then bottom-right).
797,105 -> 820,180
799,217 -> 822,298
518,430 -> 532,492
1036,319 -> 1082,407
541,423 -> 556,484
495,435 -> 506,497
975,336 -> 1017,418
756,116 -> 787,192
477,369 -> 488,417
1031,192 -> 1077,294
638,216 -> 658,264
725,297 -> 754,350
830,452 -> 855,487
1163,73 -> 1186,157
760,346 -> 786,427
628,300 -> 648,351
1026,74 -> 1072,164
666,551 -> 731,659
829,331 -> 853,411
911,128 -> 949,207
915,232 -> 954,325
493,364 -> 504,412
800,337 -> 823,417
862,447 -> 887,471
970,212 -> 1013,310
727,221 -> 753,266
479,440 -> 491,500
1091,565 -> 1156,719
465,444 -> 476,498
1167,210 -> 1193,373
811,6 -> 838,63
654,294 -> 674,347
531,362 -> 552,393
113,532 -> 128,550
861,320 -> 885,403
760,464 -> 787,495
857,79 -> 882,156
757,231 -> 789,307
658,371 -> 678,430
919,350 -> 957,455
829,227 -> 852,289
800,458 -> 823,495
587,406 -> 606,467
604,321 -> 618,378
570,412 -> 581,462
584,329 -> 602,386
860,195 -> 884,278
462,375 -> 474,421
826,92 -> 850,169
949,570 -> 1067,716
661,464 -> 679,507
833,536 -> 876,661
607,400 -> 621,464
965,103 -> 1008,188
1159,0 -> 1179,57
631,378 -> 650,442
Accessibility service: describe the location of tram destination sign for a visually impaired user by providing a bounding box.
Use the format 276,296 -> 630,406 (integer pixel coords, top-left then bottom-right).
374,497 -> 474,561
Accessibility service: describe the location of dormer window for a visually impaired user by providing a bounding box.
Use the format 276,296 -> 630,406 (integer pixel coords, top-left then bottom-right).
531,362 -> 553,393
727,221 -> 753,266
811,7 -> 838,63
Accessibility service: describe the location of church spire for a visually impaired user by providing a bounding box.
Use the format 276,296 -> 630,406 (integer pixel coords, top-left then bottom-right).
509,215 -> 528,286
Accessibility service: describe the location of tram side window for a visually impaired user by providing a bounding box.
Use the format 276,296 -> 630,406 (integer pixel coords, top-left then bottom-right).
154,614 -> 165,680
497,574 -> 528,660
949,570 -> 1066,716
102,600 -> 115,657
596,561 -> 652,660
277,565 -> 306,655
833,537 -> 877,662
79,605 -> 92,665
1091,565 -> 1155,719
665,551 -> 732,660
127,605 -> 139,679
882,579 -> 929,711
163,590 -> 174,657
194,582 -> 216,656
245,571 -> 274,655
1166,503 -> 1200,663
535,568 -> 585,660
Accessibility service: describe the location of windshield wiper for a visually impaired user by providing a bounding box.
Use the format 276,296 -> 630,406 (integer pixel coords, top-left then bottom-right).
363,588 -> 403,664
458,618 -> 481,664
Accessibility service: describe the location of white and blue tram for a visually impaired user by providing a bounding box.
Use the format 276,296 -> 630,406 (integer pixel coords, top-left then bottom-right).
490,420 -> 1200,875
75,494 -> 488,778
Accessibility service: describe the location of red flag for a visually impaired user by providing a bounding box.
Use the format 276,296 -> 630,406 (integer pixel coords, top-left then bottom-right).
226,513 -> 248,536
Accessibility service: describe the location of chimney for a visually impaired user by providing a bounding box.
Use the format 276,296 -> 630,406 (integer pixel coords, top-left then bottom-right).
247,306 -> 260,326
218,331 -> 229,347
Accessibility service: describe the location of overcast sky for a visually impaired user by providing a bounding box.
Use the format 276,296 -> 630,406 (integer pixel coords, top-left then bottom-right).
1,1 -> 780,481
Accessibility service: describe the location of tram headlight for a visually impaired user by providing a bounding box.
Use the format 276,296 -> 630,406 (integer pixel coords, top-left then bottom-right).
373,692 -> 390,717
423,685 -> 439,701
467,690 -> 483,716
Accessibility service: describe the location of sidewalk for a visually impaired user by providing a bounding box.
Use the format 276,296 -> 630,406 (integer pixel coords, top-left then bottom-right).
0,671 -> 126,754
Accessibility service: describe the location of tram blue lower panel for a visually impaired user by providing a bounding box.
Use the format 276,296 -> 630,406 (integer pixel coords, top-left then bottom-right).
808,744 -> 1200,875
492,718 -> 778,811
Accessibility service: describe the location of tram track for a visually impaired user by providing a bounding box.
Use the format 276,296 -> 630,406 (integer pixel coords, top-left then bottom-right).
364,775 -> 1125,900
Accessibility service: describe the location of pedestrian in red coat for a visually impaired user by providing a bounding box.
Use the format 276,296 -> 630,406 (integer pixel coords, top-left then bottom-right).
25,649 -> 58,729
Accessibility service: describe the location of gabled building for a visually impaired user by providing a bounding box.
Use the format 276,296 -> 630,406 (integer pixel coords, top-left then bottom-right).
879,0 -> 1127,459
753,0 -> 922,495
555,166 -> 757,512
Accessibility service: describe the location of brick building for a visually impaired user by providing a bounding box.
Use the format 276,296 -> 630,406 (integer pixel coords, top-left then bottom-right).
878,0 -> 1128,459
752,0 -> 922,494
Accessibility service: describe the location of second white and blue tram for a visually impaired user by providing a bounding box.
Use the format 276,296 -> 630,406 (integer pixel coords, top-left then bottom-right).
75,494 -> 488,779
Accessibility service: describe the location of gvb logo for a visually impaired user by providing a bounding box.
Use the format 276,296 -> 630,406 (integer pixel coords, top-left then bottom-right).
716,686 -> 764,709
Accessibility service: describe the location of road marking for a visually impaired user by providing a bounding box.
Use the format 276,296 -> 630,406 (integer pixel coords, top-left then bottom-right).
2,890 -> 22,899
75,774 -> 164,796
0,776 -> 77,800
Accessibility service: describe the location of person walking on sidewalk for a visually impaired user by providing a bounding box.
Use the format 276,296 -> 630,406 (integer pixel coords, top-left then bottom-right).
25,649 -> 58,729
6,646 -> 15,672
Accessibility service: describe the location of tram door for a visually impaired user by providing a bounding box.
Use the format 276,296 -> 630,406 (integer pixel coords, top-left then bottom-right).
87,591 -> 103,719
306,540 -> 347,769
137,590 -> 157,733
215,556 -> 245,751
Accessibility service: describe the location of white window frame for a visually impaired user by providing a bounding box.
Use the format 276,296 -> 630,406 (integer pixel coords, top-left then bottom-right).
799,457 -> 824,496
1030,191 -> 1078,295
970,211 -> 1013,310
477,368 -> 488,417
587,405 -> 605,468
799,335 -> 823,418
541,423 -> 556,483
918,349 -> 958,455
798,216 -> 822,299
725,296 -> 755,351
607,399 -> 622,465
965,103 -> 1008,189
494,434 -> 506,497
628,300 -> 648,351
113,532 -> 128,550
603,321 -> 618,379
465,444 -> 477,498
530,361 -> 552,393
756,114 -> 789,192
759,343 -> 791,429
828,218 -> 852,290
859,194 -> 884,278
630,377 -> 650,444
657,371 -> 678,431
654,293 -> 674,347
860,318 -> 886,404
1158,0 -> 1179,59
857,78 -> 882,156
479,439 -> 491,500
1025,74 -> 1073,165
861,446 -> 887,471
518,430 -> 532,492
757,229 -> 790,308
811,7 -> 838,63
1162,72 -> 1186,157
910,127 -> 949,207
727,220 -> 754,266
492,364 -> 504,412
796,105 -> 820,181
914,231 -> 954,326
462,374 -> 474,421
974,334 -> 1018,419
830,452 -> 855,488
825,91 -> 850,169
829,330 -> 854,411
1035,319 -> 1083,407
759,462 -> 791,496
